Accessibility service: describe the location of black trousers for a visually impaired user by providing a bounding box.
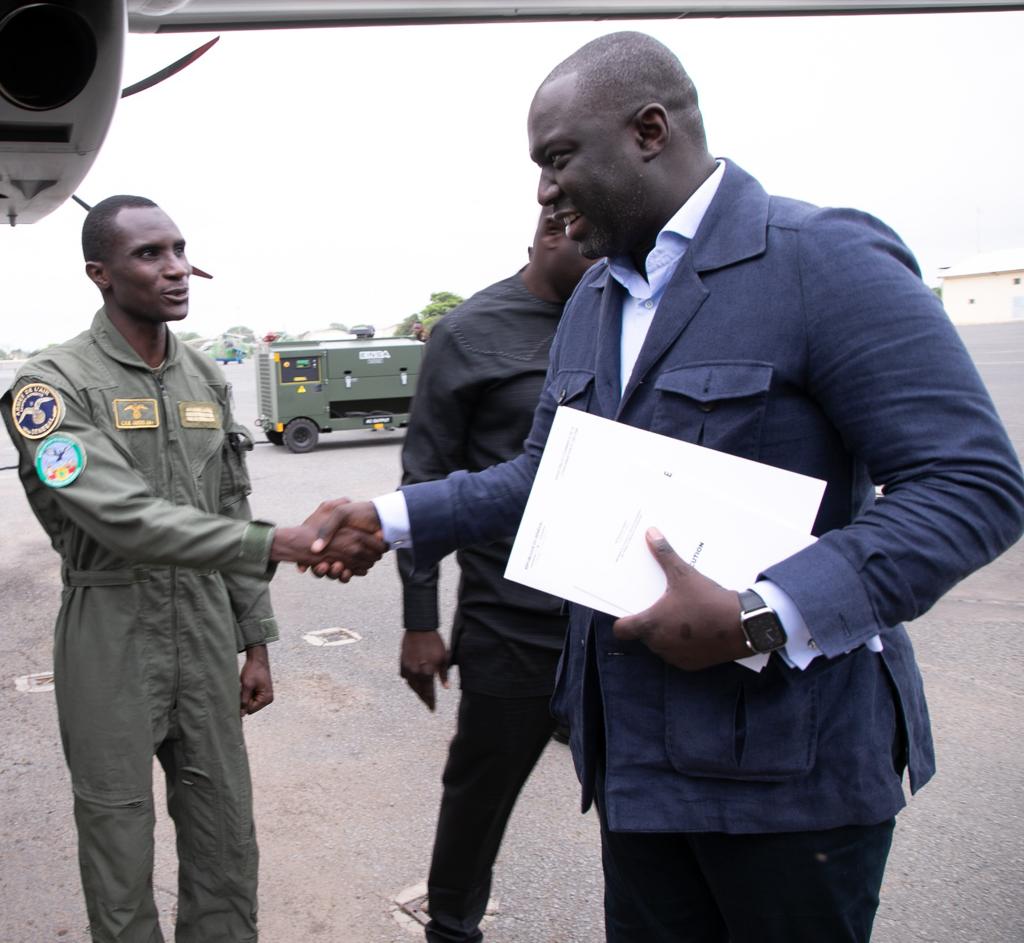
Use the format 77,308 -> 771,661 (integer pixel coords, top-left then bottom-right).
599,805 -> 895,943
425,689 -> 556,943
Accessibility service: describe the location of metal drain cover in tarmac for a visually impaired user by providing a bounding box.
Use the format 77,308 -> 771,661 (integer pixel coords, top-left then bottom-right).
15,671 -> 54,692
301,626 -> 363,647
391,882 -> 499,935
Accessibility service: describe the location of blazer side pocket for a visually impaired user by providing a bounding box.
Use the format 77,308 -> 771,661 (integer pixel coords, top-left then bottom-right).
664,660 -> 818,781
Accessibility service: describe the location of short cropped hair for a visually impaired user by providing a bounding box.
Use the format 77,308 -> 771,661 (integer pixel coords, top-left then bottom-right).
542,31 -> 706,144
82,194 -> 158,262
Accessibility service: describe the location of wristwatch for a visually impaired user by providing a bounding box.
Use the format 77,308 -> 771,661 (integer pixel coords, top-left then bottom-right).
738,588 -> 788,654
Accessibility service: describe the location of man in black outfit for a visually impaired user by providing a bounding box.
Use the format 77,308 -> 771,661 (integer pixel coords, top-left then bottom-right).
396,205 -> 595,943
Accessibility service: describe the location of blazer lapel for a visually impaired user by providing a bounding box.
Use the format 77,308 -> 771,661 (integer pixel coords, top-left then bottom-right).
618,160 -> 771,416
619,264 -> 708,415
590,269 -> 626,420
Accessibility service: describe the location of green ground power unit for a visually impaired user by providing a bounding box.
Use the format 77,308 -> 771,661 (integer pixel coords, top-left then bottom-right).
254,336 -> 425,452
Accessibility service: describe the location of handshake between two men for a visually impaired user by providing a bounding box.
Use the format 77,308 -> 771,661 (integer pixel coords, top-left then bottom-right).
267,498 -> 757,676
268,499 -> 386,579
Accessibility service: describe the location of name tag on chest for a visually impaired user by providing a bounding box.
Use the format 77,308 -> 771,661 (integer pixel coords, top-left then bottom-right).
113,398 -> 160,429
178,401 -> 222,428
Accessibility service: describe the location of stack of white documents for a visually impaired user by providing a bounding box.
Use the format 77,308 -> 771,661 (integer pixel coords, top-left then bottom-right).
505,408 -> 826,669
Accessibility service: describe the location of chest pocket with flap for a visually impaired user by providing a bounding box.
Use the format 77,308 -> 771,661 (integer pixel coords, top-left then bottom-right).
650,362 -> 773,461
553,370 -> 596,414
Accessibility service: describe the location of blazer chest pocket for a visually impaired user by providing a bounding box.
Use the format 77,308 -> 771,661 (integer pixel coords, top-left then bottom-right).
650,362 -> 773,461
664,661 -> 818,782
553,370 -> 596,413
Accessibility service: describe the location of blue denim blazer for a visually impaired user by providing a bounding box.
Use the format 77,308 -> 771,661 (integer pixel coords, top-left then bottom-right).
404,161 -> 1024,833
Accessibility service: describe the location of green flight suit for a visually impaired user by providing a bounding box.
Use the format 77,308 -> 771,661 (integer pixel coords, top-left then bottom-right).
2,309 -> 278,943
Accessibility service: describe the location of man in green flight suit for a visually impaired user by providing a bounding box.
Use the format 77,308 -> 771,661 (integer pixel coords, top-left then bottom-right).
2,195 -> 384,942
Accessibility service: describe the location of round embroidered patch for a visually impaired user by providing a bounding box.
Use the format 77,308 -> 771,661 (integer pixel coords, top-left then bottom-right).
11,382 -> 64,439
34,434 -> 86,489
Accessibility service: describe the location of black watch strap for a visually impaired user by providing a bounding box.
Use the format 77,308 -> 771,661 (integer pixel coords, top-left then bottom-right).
738,588 -> 788,654
738,588 -> 767,612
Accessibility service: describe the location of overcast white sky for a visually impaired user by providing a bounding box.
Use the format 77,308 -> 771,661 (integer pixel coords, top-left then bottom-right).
1,10 -> 1022,351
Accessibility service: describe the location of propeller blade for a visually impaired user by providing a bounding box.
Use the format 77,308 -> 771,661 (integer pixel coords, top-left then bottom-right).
121,36 -> 220,99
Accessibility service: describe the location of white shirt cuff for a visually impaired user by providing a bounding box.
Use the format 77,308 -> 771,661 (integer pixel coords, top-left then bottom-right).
372,491 -> 412,550
755,579 -> 819,670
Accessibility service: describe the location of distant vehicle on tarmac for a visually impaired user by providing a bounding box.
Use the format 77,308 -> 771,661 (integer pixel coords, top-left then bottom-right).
255,330 -> 424,453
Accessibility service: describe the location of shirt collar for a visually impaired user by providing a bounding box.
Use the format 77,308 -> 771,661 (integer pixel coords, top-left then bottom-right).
607,159 -> 725,300
663,157 -> 725,241
91,307 -> 180,371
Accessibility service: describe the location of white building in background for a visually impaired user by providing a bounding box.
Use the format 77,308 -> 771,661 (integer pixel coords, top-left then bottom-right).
938,249 -> 1024,325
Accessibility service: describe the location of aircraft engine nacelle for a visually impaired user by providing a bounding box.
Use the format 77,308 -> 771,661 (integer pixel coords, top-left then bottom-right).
0,1 -> 125,226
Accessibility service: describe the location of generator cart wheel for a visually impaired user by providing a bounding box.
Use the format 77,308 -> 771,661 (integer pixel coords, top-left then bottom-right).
265,429 -> 284,446
283,418 -> 319,453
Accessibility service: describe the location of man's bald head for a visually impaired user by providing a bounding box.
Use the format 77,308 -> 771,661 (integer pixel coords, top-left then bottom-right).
528,32 -> 715,265
539,31 -> 706,148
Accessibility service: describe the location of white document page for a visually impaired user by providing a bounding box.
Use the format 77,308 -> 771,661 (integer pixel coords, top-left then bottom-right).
504,408 -> 826,670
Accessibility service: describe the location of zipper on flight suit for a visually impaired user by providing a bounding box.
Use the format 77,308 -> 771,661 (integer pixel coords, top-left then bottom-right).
155,370 -> 182,709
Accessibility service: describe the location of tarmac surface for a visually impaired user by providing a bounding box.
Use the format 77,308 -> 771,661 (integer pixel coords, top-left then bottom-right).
1,321 -> 1022,942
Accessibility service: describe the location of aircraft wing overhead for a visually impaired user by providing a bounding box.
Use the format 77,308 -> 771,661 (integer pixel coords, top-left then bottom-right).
2,0 -> 1023,226
127,1 -> 1024,32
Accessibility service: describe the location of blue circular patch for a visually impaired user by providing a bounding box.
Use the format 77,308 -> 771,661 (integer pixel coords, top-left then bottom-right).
34,434 -> 86,489
12,382 -> 64,440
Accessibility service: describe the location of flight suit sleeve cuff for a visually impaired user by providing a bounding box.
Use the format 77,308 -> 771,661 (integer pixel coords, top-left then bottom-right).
238,616 -> 280,650
239,520 -> 276,577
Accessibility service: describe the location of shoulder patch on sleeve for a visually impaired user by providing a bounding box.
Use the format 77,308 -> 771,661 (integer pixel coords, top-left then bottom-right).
34,434 -> 86,488
11,382 -> 64,439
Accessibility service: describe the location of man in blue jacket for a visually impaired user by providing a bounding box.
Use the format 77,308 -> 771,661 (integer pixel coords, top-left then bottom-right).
315,32 -> 1024,942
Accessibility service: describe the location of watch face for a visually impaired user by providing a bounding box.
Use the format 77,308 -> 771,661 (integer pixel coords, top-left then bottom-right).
744,611 -> 788,653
